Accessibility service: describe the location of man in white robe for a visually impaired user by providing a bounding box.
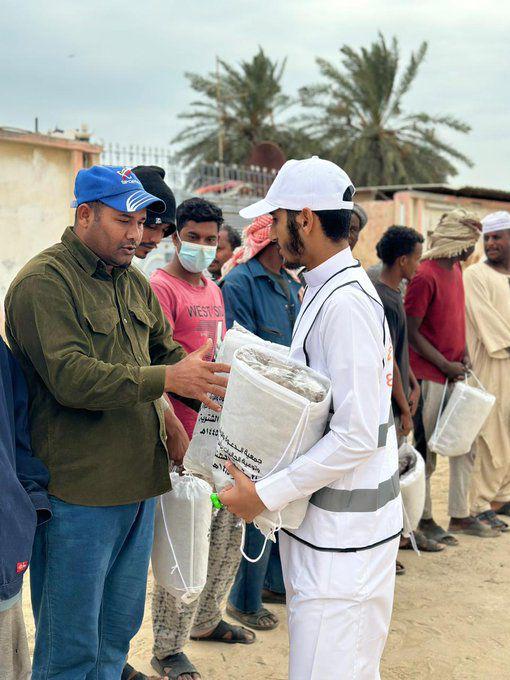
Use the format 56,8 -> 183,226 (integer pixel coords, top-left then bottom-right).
219,157 -> 402,680
465,211 -> 510,531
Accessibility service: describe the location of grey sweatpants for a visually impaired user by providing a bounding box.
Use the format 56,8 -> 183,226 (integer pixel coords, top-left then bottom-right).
152,507 -> 242,658
0,597 -> 31,680
418,380 -> 475,520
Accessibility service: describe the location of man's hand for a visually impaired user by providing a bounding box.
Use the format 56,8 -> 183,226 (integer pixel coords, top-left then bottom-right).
408,382 -> 421,417
165,339 -> 229,412
398,409 -> 413,437
442,360 -> 466,381
218,461 -> 267,522
462,354 -> 472,371
164,409 -> 190,466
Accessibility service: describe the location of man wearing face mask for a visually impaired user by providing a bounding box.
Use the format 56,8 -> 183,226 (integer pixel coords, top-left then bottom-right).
149,198 -> 252,680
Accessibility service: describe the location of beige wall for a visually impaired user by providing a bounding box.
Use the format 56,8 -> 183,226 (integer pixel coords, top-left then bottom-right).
354,190 -> 510,268
0,137 -> 100,306
354,199 -> 396,267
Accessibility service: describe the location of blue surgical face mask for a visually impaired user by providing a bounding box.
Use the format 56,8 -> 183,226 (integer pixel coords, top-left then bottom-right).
175,233 -> 217,273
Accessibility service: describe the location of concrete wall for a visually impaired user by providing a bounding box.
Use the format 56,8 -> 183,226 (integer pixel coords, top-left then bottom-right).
354,191 -> 510,268
354,199 -> 396,267
0,135 -> 101,311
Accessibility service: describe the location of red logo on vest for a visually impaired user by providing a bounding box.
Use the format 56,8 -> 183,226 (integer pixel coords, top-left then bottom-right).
16,561 -> 29,574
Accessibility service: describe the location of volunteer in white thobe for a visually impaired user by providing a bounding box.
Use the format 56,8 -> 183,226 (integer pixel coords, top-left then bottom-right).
220,156 -> 403,680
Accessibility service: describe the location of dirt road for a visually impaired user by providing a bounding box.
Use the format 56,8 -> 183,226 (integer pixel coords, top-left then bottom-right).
24,456 -> 510,679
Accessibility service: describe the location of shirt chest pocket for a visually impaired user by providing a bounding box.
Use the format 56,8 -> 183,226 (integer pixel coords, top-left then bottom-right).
128,304 -> 157,360
85,307 -> 121,361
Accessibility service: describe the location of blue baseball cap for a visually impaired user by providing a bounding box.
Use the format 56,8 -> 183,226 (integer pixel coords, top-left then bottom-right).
72,165 -> 166,214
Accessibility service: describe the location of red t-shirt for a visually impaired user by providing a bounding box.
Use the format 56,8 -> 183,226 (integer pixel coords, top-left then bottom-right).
150,269 -> 226,437
404,260 -> 466,384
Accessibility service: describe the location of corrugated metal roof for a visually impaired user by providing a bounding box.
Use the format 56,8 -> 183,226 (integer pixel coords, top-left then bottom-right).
356,183 -> 510,203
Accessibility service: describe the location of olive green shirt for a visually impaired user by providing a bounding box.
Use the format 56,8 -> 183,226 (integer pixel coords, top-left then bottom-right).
5,227 -> 187,506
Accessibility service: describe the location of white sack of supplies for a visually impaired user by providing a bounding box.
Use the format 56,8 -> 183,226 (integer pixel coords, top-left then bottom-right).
428,373 -> 496,458
398,441 -> 425,533
184,323 -> 289,482
212,344 -> 332,543
151,472 -> 212,604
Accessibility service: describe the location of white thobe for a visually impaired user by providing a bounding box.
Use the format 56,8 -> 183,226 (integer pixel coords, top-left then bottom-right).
256,247 -> 402,680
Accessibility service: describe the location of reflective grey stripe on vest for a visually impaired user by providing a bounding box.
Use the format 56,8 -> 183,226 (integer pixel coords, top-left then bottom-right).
310,469 -> 400,513
378,409 -> 395,448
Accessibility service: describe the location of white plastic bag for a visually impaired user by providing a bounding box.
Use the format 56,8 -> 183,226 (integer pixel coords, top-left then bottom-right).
184,323 -> 288,482
151,472 -> 212,604
212,345 -> 332,555
398,441 -> 425,533
428,372 -> 496,458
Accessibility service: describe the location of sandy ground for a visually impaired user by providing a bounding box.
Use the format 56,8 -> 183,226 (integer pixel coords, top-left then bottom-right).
23,455 -> 510,679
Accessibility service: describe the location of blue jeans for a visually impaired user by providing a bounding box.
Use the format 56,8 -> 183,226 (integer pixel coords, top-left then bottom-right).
228,523 -> 285,613
30,496 -> 156,680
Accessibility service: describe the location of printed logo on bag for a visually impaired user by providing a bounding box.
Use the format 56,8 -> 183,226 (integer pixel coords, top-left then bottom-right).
16,561 -> 28,574
117,167 -> 139,185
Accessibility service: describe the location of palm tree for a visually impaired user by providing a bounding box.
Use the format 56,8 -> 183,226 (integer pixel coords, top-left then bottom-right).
174,48 -> 296,165
298,34 -> 472,185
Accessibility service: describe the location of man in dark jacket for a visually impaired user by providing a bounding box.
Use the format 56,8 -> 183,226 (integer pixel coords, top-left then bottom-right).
221,214 -> 301,345
0,336 -> 51,679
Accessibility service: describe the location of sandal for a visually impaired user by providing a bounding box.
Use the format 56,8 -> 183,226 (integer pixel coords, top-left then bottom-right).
494,502 -> 510,517
122,662 -> 168,680
190,618 -> 256,643
226,602 -> 279,631
151,653 -> 199,680
477,510 -> 509,532
399,530 -> 445,552
396,560 -> 406,576
418,519 -> 458,546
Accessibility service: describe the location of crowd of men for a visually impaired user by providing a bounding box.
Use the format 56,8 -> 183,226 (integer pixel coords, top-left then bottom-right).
1,160 -> 509,680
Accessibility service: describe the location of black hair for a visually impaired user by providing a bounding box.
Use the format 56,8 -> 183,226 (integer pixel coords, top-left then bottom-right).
286,186 -> 354,246
221,224 -> 241,250
314,185 -> 355,241
314,209 -> 352,241
176,197 -> 224,232
73,200 -> 103,226
376,226 -> 424,266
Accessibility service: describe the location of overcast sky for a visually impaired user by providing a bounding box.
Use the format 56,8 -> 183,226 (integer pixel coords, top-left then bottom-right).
3,0 -> 509,189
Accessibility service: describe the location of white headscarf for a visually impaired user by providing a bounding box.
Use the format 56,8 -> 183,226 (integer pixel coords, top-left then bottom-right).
481,211 -> 510,235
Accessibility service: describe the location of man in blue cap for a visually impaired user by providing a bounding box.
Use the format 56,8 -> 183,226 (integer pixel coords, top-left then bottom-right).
4,166 -> 229,680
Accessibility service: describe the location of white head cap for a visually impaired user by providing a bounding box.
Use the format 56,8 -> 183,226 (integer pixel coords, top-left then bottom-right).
239,156 -> 355,220
482,211 -> 510,235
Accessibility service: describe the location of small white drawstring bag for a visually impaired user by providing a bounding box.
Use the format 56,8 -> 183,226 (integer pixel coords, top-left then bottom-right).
428,371 -> 496,458
151,472 -> 212,604
398,440 -> 426,534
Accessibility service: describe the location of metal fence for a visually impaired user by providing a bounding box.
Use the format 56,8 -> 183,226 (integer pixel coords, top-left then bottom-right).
101,143 -> 276,199
101,143 -> 188,195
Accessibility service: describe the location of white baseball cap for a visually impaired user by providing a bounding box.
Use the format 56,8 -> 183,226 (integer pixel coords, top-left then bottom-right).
239,156 -> 355,219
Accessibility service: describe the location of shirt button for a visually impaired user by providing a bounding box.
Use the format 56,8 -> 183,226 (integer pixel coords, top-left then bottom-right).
123,318 -> 128,324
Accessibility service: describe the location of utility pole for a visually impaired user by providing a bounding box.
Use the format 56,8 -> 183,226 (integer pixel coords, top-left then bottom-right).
216,55 -> 225,184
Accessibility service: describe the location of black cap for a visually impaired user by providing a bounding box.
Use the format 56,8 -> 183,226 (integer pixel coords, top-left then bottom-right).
132,166 -> 176,235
